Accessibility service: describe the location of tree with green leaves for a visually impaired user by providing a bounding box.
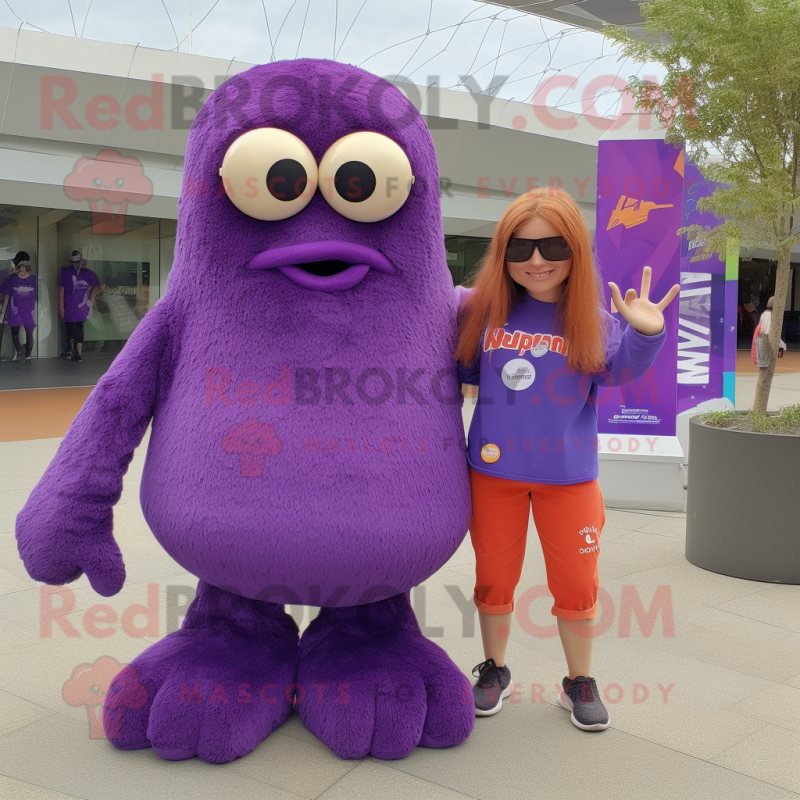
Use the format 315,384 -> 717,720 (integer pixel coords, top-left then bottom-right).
603,0 -> 800,413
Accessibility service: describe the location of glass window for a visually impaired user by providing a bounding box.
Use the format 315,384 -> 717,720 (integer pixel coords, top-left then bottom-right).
444,236 -> 491,286
54,211 -> 163,358
0,204 -> 176,360
0,205 -> 46,360
737,258 -> 798,350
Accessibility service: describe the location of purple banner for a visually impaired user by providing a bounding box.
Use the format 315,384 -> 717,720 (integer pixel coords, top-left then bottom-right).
595,139 -> 681,436
677,161 -> 734,413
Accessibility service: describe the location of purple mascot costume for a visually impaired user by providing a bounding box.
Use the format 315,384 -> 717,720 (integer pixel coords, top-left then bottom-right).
16,60 -> 474,762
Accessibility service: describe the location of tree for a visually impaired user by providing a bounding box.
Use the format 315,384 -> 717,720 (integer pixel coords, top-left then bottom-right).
603,0 -> 800,412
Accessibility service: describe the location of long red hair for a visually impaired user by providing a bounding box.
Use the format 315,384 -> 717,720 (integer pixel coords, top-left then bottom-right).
455,187 -> 607,374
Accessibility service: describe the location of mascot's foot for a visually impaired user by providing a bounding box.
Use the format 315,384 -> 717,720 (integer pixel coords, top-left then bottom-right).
297,593 -> 474,760
103,582 -> 299,763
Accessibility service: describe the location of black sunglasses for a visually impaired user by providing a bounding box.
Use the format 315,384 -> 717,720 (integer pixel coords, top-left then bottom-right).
505,236 -> 572,263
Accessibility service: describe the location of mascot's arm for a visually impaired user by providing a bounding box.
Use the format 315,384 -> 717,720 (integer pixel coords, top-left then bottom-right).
15,296 -> 179,597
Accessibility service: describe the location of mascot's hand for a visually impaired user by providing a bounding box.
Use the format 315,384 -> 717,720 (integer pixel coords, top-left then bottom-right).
16,492 -> 125,597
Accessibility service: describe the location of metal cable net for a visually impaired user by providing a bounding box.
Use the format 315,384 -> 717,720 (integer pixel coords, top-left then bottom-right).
1,0 -> 666,121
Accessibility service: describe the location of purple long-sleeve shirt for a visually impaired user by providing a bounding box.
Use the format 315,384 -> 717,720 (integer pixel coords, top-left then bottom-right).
457,290 -> 666,485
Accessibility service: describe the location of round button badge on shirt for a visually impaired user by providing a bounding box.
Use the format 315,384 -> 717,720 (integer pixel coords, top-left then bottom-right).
531,342 -> 549,358
480,444 -> 501,463
501,358 -> 535,391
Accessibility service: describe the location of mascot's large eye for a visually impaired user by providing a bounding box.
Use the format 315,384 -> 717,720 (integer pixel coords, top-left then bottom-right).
219,128 -> 317,221
318,132 -> 414,223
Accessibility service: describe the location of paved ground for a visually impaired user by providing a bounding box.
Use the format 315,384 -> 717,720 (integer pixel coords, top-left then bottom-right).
733,351 -> 800,410
0,355 -> 114,392
0,421 -> 799,800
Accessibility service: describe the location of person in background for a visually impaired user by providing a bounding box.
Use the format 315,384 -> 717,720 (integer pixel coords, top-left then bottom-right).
752,296 -> 787,367
741,297 -> 760,339
0,263 -> 9,359
59,250 -> 102,363
0,252 -> 38,362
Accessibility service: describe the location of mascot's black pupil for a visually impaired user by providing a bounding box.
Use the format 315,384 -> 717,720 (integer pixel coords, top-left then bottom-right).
267,159 -> 307,201
334,161 -> 376,203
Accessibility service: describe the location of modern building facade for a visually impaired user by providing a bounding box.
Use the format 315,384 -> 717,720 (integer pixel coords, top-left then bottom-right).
0,26 -> 797,365
484,0 -> 653,34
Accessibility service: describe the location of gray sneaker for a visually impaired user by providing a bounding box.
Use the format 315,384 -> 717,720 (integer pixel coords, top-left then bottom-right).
472,659 -> 512,716
558,676 -> 610,730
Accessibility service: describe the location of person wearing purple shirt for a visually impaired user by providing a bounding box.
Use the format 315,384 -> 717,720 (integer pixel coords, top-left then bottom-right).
0,252 -> 38,361
459,294 -> 667,485
58,250 -> 102,363
456,188 -> 679,730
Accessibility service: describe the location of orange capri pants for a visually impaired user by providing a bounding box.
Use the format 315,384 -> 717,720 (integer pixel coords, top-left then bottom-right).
469,467 -> 606,620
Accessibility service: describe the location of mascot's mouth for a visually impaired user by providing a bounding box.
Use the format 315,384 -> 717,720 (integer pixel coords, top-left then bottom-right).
246,241 -> 396,292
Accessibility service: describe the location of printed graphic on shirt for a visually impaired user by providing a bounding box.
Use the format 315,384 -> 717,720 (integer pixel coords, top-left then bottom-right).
484,327 -> 567,358
501,358 -> 535,391
578,525 -> 600,555
480,443 -> 500,463
71,277 -> 92,311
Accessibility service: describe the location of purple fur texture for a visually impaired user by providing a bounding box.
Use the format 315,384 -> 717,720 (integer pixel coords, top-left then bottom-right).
103,583 -> 300,763
138,58 -> 471,603
298,593 -> 474,759
16,59 -> 473,762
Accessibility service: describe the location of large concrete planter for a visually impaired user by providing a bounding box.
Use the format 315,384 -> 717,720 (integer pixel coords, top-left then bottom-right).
686,417 -> 800,583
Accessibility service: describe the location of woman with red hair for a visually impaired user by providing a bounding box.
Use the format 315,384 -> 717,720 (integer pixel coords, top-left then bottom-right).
457,187 -> 679,729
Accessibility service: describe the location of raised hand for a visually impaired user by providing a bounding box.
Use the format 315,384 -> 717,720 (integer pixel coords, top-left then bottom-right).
608,266 -> 680,336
